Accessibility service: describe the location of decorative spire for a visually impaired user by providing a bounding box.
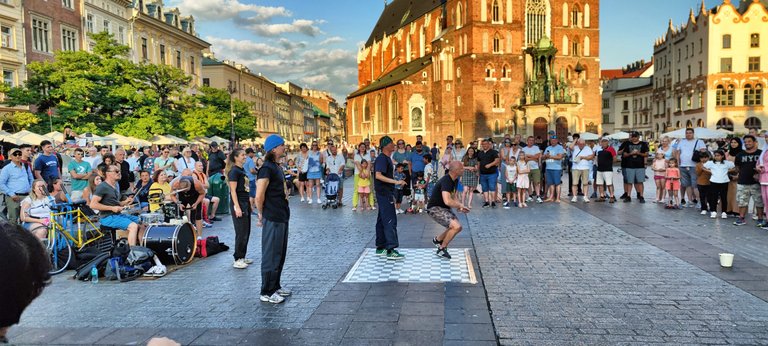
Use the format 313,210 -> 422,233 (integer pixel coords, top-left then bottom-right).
668,19 -> 674,32
700,0 -> 707,15
689,8 -> 696,23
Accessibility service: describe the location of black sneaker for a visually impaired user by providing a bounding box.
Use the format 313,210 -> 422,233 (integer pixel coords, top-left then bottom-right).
436,247 -> 452,259
432,237 -> 441,248
638,196 -> 645,204
491,202 -> 497,208
482,202 -> 490,208
681,199 -> 687,205
211,216 -> 222,222
623,197 -> 631,203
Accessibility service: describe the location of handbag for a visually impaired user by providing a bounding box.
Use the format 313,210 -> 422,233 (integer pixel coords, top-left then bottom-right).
691,140 -> 704,163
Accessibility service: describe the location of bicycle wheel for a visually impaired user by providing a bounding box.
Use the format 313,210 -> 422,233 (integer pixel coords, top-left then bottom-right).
48,230 -> 73,275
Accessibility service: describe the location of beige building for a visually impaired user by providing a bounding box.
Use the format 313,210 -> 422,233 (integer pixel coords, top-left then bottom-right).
0,0 -> 27,113
275,81 -> 305,144
653,0 -> 768,135
81,0 -> 131,50
600,60 -> 654,135
201,56 -> 277,139
128,0 -> 209,88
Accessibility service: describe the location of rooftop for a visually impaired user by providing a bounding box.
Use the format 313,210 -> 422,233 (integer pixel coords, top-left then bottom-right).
348,55 -> 432,98
365,0 -> 444,47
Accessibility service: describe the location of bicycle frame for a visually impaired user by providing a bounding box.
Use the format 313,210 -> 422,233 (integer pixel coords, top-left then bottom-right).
48,203 -> 103,251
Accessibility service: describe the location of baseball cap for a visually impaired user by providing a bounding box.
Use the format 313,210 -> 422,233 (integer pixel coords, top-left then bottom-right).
630,131 -> 641,137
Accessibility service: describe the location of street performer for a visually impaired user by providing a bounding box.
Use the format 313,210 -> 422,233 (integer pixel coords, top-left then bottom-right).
172,169 -> 206,239
427,161 -> 471,260
90,164 -> 144,245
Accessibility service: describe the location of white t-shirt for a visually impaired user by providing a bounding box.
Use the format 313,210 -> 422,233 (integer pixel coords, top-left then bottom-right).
354,152 -> 371,175
571,146 -> 594,170
704,160 -> 735,184
326,153 -> 346,176
505,164 -> 518,184
521,146 -> 541,170
675,138 -> 707,167
23,196 -> 53,219
175,157 -> 196,173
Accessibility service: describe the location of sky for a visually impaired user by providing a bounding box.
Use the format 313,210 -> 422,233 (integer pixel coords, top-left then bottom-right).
167,0 -> 714,101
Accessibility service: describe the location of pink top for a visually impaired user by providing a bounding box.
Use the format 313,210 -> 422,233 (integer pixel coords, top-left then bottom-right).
760,151 -> 768,184
652,159 -> 667,175
666,167 -> 680,179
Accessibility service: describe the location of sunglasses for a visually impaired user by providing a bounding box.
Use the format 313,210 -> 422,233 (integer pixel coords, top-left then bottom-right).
11,152 -> 21,156
109,170 -> 121,174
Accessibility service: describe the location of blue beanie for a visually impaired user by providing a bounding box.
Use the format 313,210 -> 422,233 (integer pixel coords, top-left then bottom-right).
264,135 -> 285,153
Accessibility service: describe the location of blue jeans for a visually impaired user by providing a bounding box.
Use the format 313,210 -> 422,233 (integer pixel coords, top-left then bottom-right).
479,173 -> 498,192
545,169 -> 563,186
375,191 -> 399,250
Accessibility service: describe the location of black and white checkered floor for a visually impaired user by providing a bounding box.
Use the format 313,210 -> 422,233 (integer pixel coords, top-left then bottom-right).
343,248 -> 477,284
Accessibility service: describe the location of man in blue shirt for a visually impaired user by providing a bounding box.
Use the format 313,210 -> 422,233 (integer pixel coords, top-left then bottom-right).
0,148 -> 34,224
244,148 -> 258,215
409,141 -> 428,185
543,136 -> 566,202
33,140 -> 59,182
374,136 -> 407,260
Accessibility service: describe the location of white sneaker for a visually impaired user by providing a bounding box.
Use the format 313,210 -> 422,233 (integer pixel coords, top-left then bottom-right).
701,210 -> 708,215
300,197 -> 305,202
276,288 -> 292,297
722,212 -> 728,219
526,197 -> 533,202
233,259 -> 248,269
571,196 -> 578,203
260,292 -> 286,304
711,212 -> 717,218
371,206 -> 376,210
317,198 -> 322,204
352,207 -> 357,211
753,214 -> 759,220
308,199 -> 313,204
583,197 -> 590,203
536,197 -> 543,203
243,258 -> 254,264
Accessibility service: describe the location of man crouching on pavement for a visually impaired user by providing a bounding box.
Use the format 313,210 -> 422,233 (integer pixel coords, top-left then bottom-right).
428,161 -> 471,259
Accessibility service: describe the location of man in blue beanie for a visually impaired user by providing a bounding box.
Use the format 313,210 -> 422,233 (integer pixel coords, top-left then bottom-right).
255,134 -> 292,304
374,136 -> 407,259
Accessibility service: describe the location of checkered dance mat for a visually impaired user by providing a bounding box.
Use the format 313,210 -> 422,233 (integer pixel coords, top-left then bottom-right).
343,248 -> 477,284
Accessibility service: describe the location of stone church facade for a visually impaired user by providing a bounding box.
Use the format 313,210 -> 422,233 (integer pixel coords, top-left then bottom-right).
347,0 -> 600,146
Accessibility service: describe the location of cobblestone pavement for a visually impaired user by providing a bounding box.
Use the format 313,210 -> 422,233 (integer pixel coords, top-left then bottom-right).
8,170 -> 768,345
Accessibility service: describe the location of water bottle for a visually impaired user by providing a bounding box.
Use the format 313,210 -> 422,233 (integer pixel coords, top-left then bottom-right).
91,266 -> 99,284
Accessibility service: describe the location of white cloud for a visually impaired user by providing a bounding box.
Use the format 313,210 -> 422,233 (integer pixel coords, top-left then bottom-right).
172,0 -> 290,22
319,36 -> 345,45
301,75 -> 330,84
205,36 -> 295,58
244,19 -> 324,37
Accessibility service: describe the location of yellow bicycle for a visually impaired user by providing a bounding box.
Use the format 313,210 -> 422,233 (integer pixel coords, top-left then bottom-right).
46,202 -> 104,275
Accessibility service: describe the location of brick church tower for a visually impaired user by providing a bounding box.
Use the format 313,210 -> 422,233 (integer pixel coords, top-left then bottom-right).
347,0 -> 600,145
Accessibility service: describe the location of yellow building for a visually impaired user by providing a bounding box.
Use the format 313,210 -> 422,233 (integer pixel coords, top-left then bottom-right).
653,0 -> 768,135
201,56 -> 277,138
129,0 -> 209,88
81,0 -> 131,50
0,0 -> 28,114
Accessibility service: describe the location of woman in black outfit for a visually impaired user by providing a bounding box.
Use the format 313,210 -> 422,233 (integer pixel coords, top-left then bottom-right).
227,149 -> 252,269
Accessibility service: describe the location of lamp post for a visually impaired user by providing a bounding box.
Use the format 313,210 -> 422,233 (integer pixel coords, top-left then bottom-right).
227,81 -> 237,145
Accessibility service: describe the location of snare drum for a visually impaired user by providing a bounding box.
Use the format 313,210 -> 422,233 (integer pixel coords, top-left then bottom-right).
139,213 -> 164,225
141,223 -> 196,265
162,202 -> 181,222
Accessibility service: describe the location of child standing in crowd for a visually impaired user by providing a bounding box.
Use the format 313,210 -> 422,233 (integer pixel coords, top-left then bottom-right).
517,156 -> 531,208
652,151 -> 668,203
413,172 -> 427,213
665,158 -> 681,209
704,150 -> 734,219
357,160 -> 372,211
696,153 -> 712,215
504,156 -> 518,209
393,164 -> 406,214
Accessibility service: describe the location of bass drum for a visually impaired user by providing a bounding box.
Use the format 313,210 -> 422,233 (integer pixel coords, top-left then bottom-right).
142,223 -> 196,265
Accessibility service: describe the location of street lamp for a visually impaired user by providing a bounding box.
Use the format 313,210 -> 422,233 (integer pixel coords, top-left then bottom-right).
227,81 -> 237,145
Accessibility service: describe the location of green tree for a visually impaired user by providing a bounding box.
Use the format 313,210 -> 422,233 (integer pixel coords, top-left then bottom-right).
0,112 -> 40,132
187,86 -> 257,141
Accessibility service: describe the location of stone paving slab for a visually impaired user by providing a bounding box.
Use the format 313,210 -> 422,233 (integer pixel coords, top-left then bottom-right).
468,201 -> 768,345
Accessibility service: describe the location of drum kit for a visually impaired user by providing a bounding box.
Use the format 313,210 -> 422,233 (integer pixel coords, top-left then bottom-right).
134,201 -> 196,265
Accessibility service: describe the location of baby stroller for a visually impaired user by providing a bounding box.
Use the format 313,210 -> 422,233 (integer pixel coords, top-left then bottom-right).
322,173 -> 340,209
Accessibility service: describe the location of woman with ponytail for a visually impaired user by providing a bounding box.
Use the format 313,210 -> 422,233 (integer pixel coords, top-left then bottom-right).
227,148 -> 252,270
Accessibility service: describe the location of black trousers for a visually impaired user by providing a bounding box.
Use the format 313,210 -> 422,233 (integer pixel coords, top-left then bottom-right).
261,220 -> 289,296
698,185 -> 711,211
231,198 -> 251,260
708,183 -> 728,213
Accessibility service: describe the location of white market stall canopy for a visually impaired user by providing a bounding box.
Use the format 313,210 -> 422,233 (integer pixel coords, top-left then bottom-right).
606,131 -> 630,140
10,130 -> 55,145
107,133 -> 152,147
209,135 -> 230,143
579,132 -> 600,141
151,135 -> 188,145
661,127 -> 730,139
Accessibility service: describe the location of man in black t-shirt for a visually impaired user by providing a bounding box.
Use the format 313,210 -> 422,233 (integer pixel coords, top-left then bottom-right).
207,142 -> 227,176
427,161 -> 470,260
733,135 -> 764,226
618,132 -> 649,203
255,135 -> 292,304
374,136 -> 407,260
476,139 -> 501,208
595,139 -> 617,202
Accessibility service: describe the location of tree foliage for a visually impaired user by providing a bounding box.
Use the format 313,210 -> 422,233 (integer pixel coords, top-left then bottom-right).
4,32 -> 257,141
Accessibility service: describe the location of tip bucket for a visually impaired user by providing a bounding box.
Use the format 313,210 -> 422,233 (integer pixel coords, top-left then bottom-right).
719,253 -> 734,268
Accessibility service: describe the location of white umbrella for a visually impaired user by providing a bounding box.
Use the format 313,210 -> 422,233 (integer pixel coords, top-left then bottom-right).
606,131 -> 630,140
579,132 -> 600,141
662,127 -> 729,139
10,130 -> 55,145
661,128 -> 686,139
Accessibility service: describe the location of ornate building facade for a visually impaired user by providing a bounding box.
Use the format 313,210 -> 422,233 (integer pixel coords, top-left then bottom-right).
652,0 -> 768,135
0,0 -> 27,114
81,0 -> 132,51
347,0 -> 600,145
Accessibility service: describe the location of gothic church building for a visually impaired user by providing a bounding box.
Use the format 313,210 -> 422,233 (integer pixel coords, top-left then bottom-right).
347,0 -> 600,145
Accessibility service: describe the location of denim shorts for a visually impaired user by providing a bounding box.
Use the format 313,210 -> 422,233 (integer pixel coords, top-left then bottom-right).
249,179 -> 257,198
680,166 -> 697,188
545,169 -> 562,186
100,214 -> 140,230
623,168 -> 647,184
479,173 -> 498,192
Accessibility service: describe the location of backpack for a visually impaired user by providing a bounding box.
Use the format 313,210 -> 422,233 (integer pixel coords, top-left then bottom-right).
105,257 -> 145,282
73,252 -> 110,281
195,236 -> 230,258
